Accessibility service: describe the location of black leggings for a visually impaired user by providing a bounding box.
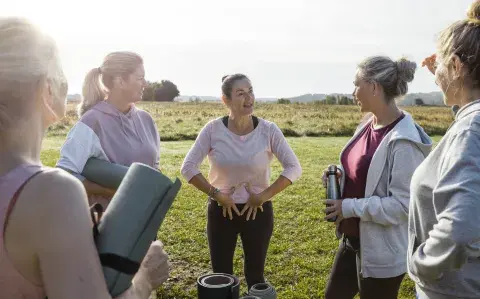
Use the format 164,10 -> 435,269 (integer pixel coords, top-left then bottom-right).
207,199 -> 273,290
325,236 -> 405,299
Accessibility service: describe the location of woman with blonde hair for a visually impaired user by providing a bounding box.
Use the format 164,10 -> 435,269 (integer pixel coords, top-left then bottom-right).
56,51 -> 161,209
409,2 -> 480,298
0,17 -> 168,299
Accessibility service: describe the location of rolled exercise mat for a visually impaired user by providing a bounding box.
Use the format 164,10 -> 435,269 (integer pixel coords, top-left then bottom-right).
248,283 -> 277,299
240,297 -> 261,299
82,158 -> 129,189
95,162 -> 182,297
197,273 -> 240,299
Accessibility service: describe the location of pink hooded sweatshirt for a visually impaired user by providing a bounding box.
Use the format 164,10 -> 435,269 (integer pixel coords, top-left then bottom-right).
57,101 -> 160,208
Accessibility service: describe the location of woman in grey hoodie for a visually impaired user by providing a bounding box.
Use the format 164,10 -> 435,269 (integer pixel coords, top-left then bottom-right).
408,2 -> 480,298
56,51 -> 160,210
323,56 -> 433,299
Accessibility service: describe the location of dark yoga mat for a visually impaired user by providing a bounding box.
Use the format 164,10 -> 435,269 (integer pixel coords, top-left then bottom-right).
85,160 -> 181,297
82,158 -> 129,189
197,273 -> 240,299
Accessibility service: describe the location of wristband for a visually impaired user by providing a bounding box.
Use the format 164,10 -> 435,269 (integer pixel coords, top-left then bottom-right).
209,187 -> 220,200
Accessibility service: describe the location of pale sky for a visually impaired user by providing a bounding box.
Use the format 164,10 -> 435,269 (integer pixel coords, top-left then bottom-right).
2,0 -> 474,98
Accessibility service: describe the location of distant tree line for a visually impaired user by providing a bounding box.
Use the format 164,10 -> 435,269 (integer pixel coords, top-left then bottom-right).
142,80 -> 180,102
277,95 -> 355,105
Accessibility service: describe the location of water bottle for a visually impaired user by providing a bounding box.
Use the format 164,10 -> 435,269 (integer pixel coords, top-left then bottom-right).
326,165 -> 340,222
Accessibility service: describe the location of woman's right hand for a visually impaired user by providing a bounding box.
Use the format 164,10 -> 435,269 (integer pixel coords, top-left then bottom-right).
422,54 -> 437,75
118,240 -> 169,299
322,165 -> 342,188
213,189 -> 241,220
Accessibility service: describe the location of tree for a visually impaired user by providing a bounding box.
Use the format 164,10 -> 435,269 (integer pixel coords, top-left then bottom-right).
325,95 -> 337,105
142,81 -> 162,102
414,98 -> 425,106
277,98 -> 291,104
154,80 -> 180,102
338,96 -> 354,105
142,80 -> 180,102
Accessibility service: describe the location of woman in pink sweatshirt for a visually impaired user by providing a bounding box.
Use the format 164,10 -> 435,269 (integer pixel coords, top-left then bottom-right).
56,51 -> 160,210
181,74 -> 302,290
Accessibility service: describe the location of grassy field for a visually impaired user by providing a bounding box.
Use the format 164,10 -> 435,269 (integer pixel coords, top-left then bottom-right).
41,102 -> 450,298
49,102 -> 453,140
41,132 -> 442,299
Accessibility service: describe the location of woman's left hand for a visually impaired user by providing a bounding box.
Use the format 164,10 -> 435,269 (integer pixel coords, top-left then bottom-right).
324,199 -> 344,223
241,184 -> 267,221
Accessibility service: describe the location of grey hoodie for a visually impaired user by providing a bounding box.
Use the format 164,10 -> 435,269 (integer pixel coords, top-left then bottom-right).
337,112 -> 432,278
408,99 -> 480,299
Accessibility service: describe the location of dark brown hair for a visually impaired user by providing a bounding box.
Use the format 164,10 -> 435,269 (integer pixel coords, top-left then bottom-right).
221,74 -> 250,98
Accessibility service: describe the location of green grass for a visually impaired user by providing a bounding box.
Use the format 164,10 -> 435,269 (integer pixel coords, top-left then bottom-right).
41,135 -> 443,299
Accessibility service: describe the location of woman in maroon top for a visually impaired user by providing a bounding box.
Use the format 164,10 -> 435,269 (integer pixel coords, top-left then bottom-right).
322,56 -> 432,299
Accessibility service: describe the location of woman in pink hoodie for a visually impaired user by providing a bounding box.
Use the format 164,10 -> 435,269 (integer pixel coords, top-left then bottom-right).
57,51 -> 160,210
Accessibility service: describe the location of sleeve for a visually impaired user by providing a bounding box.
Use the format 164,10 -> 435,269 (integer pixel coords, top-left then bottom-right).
342,140 -> 426,226
409,130 -> 480,281
180,121 -> 212,182
270,123 -> 302,183
56,122 -> 109,181
153,120 -> 161,170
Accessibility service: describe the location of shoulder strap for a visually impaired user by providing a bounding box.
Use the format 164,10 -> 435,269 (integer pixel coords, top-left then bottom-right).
222,115 -> 259,129
222,116 -> 228,128
3,170 -> 44,236
252,115 -> 259,129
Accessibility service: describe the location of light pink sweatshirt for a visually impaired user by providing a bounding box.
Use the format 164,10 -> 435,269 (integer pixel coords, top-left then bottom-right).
181,117 -> 302,203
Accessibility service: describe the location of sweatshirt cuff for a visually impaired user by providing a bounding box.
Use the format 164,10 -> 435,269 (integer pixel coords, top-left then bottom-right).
182,168 -> 201,183
280,167 -> 302,184
342,198 -> 356,219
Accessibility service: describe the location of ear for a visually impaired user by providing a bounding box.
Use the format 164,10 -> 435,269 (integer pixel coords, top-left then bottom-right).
451,54 -> 465,80
113,76 -> 125,89
42,79 -> 54,106
367,80 -> 377,96
221,94 -> 230,106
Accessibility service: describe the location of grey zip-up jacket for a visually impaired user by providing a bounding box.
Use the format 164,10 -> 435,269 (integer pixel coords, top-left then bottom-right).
336,112 -> 432,278
408,100 -> 480,299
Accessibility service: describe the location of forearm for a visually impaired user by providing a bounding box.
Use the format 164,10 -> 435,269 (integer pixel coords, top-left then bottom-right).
115,280 -> 151,299
188,173 -> 215,197
260,175 -> 292,202
83,179 -> 116,198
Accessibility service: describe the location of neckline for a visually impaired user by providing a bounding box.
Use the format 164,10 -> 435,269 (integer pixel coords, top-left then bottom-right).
220,117 -> 262,138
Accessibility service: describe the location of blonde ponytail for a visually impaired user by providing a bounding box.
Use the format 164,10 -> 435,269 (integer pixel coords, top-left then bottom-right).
77,51 -> 143,117
78,67 -> 106,116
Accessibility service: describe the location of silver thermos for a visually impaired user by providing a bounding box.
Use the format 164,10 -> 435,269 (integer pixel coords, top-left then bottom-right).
326,165 -> 340,222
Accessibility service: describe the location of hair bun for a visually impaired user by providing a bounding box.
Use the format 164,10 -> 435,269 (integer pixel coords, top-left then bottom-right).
467,1 -> 480,23
395,57 -> 417,83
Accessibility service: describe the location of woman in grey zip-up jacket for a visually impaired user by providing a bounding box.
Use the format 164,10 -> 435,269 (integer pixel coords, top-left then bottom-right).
408,3 -> 480,298
323,55 -> 432,299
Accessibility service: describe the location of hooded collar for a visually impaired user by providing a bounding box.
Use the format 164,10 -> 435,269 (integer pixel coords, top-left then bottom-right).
454,99 -> 480,121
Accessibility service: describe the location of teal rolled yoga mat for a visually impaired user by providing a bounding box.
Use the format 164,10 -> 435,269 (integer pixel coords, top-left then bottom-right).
83,159 -> 181,297
82,158 -> 129,189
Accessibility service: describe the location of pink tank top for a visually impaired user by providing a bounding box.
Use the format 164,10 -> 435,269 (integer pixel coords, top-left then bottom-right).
0,163 -> 46,299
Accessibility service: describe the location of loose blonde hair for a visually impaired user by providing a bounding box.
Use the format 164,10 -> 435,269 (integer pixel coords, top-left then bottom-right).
436,1 -> 480,89
78,51 -> 143,116
0,17 -> 66,134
